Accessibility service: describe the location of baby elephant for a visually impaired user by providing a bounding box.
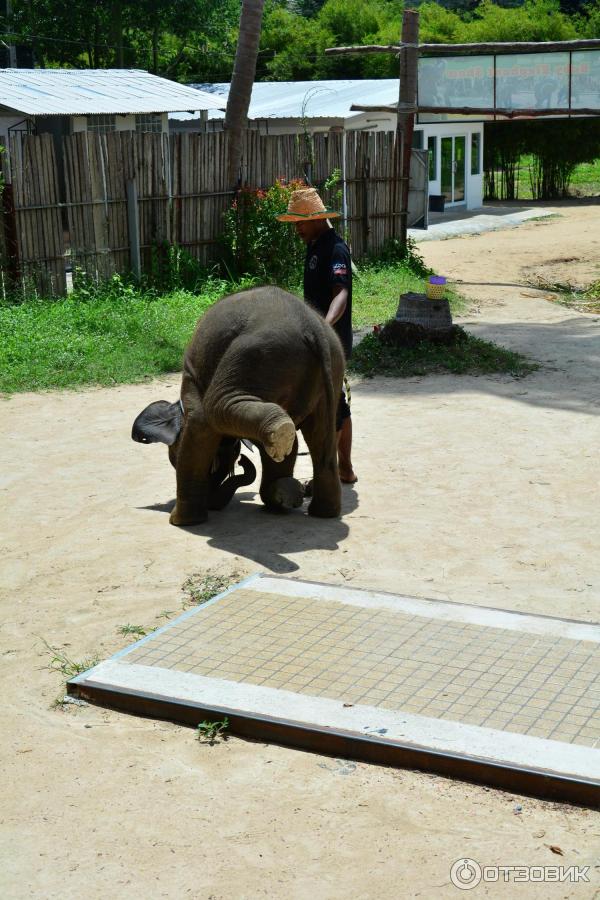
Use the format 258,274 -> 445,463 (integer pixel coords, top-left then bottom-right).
132,285 -> 345,525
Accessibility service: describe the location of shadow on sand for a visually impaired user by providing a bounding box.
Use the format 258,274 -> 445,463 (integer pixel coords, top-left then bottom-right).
355,317 -> 600,417
141,487 -> 359,574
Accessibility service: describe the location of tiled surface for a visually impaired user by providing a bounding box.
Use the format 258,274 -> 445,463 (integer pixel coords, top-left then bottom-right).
124,586 -> 600,748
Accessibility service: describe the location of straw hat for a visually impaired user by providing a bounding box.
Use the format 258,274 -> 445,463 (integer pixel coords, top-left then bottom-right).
276,187 -> 339,222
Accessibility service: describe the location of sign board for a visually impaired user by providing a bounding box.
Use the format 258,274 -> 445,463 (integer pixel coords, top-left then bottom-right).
418,49 -> 600,117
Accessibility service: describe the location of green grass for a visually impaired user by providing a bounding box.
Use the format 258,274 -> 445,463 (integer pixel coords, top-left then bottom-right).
513,156 -> 600,200
1,260 -> 454,394
181,570 -> 241,608
349,331 -> 537,379
530,277 -> 600,314
197,718 -> 229,744
352,261 -> 465,328
42,638 -> 100,680
0,274 -> 246,394
117,624 -> 148,639
569,160 -> 600,192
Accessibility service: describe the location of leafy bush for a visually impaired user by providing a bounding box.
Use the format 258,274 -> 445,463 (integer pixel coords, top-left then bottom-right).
144,242 -> 212,294
7,0 -> 597,84
261,0 -> 589,82
221,178 -> 307,285
457,0 -> 577,43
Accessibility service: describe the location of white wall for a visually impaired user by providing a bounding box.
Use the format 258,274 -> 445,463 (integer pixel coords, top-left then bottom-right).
72,113 -> 169,134
200,116 -> 342,135
346,113 -> 484,209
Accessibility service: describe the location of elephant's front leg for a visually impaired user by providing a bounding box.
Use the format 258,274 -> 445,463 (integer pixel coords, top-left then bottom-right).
259,437 -> 304,511
170,413 -> 221,526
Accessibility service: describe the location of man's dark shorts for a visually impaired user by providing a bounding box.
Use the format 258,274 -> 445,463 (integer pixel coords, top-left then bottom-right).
336,390 -> 351,432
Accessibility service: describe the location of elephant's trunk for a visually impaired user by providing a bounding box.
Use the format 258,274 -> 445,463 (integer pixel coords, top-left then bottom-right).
208,455 -> 257,510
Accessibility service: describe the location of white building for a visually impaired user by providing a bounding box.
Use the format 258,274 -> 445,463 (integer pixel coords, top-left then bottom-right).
170,80 -> 485,211
0,68 -> 224,145
414,122 -> 483,211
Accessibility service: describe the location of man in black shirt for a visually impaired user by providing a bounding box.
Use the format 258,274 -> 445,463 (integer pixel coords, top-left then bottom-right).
278,187 -> 357,483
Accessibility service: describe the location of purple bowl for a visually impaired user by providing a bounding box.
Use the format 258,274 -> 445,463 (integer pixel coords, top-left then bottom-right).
429,276 -> 447,285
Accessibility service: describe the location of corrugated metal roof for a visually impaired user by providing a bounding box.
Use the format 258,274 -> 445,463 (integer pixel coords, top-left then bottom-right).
170,80 -> 398,122
0,69 -> 226,116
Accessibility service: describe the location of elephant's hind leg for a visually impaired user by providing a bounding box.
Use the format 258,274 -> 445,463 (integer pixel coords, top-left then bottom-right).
300,409 -> 341,518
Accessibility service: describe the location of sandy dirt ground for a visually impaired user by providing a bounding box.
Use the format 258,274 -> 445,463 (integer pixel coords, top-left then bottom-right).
1,201 -> 599,899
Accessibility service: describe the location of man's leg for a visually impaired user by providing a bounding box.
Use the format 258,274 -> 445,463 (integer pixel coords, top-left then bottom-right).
337,391 -> 357,484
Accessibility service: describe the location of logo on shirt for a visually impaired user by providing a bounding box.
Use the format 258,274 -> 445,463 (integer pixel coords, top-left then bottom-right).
309,255 -> 318,270
332,262 -> 347,276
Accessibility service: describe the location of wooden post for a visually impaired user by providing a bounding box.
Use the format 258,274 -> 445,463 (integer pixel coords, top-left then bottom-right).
397,9 -> 419,248
126,178 -> 141,280
2,182 -> 20,285
362,152 -> 370,252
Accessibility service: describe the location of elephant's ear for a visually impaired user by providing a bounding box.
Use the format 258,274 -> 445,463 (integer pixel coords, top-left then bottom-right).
132,400 -> 182,445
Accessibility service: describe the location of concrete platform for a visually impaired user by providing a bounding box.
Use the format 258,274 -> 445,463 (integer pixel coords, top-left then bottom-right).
70,575 -> 600,805
410,205 -> 556,242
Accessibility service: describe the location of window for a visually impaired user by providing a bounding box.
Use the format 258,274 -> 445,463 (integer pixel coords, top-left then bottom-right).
412,129 -> 424,150
471,132 -> 481,175
86,115 -> 116,133
135,114 -> 163,134
428,135 -> 437,181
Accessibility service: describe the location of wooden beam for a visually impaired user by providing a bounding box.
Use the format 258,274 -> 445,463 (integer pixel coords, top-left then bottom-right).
397,10 -> 419,248
325,38 -> 600,56
419,105 -> 600,118
352,104 -> 401,113
421,38 -> 600,54
351,104 -> 600,118
325,44 -> 405,56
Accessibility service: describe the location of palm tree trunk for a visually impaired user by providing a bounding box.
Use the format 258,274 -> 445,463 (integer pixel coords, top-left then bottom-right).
224,0 -> 265,188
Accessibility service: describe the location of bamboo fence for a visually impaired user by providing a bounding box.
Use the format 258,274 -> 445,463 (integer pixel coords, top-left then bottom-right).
0,129 -> 420,295
7,132 -> 66,295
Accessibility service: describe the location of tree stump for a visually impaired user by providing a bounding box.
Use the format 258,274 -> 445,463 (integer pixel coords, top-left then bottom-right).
395,291 -> 453,332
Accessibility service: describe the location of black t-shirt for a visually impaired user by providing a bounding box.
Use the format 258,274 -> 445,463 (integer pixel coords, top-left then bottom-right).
303,228 -> 353,359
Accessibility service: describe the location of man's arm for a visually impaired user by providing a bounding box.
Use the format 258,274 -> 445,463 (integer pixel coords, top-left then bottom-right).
325,284 -> 348,326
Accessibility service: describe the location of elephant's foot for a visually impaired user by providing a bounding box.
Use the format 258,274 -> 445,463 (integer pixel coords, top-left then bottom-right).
263,477 -> 305,511
263,419 -> 296,463
308,496 -> 341,518
169,501 -> 208,526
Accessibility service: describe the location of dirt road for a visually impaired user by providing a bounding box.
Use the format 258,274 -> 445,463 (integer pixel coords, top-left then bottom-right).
1,202 -> 599,898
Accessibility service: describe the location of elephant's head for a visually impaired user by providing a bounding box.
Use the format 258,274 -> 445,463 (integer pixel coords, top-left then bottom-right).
132,399 -> 256,510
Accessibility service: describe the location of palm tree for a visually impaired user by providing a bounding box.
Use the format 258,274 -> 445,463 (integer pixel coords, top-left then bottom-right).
224,0 -> 265,188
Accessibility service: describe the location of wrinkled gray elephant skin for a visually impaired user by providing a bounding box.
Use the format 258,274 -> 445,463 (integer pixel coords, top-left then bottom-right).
132,285 -> 345,526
